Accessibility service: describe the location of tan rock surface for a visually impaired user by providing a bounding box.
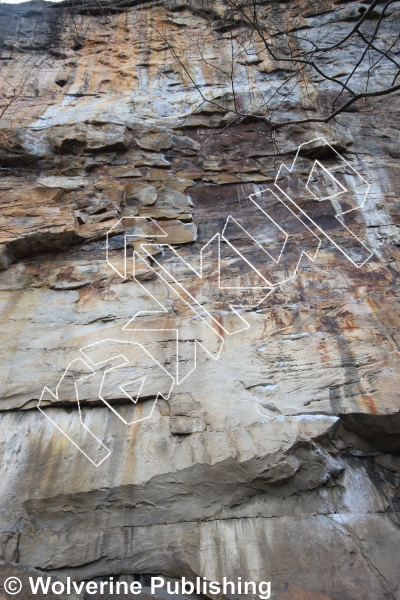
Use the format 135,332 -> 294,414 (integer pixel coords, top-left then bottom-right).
0,0 -> 399,598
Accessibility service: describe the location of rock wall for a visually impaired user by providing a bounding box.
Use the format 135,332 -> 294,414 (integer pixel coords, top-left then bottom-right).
0,0 -> 400,598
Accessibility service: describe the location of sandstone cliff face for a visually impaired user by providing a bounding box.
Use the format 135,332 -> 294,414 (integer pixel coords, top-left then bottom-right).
0,0 -> 400,598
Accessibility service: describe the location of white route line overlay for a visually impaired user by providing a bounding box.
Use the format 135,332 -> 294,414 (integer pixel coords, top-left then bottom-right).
38,137 -> 373,466
38,341 -> 175,467
274,137 -> 373,268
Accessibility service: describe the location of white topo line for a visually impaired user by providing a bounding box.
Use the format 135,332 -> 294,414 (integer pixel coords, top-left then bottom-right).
38,137 -> 373,465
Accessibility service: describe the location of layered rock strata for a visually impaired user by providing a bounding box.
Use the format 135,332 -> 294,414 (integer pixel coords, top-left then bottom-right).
0,0 -> 400,598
